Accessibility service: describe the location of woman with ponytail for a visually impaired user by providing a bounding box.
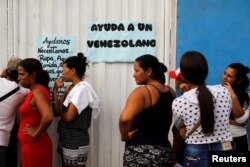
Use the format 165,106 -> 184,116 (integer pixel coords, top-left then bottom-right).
52,53 -> 100,167
222,63 -> 250,151
172,51 -> 233,167
17,58 -> 53,167
119,54 -> 175,166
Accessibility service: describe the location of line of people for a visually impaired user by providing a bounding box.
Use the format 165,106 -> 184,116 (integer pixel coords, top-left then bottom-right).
119,51 -> 249,167
0,51 -> 249,167
0,53 -> 100,167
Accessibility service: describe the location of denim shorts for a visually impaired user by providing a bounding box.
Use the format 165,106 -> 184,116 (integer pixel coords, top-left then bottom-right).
183,142 -> 234,167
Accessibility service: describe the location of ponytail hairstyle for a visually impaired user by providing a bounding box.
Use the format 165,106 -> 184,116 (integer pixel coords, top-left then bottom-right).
180,51 -> 215,134
63,52 -> 88,79
135,54 -> 167,84
227,63 -> 249,108
19,58 -> 50,89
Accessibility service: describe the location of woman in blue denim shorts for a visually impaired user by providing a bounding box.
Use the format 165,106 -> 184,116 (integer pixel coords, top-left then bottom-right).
172,51 -> 234,167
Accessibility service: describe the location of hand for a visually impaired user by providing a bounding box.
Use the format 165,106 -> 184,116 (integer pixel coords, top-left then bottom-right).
23,124 -> 39,138
178,126 -> 186,139
229,119 -> 237,125
0,69 -> 7,78
223,82 -> 236,98
53,78 -> 64,91
179,83 -> 189,93
127,129 -> 138,140
229,119 -> 248,127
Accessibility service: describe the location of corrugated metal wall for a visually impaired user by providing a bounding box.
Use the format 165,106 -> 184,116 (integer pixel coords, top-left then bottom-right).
0,0 -> 177,166
0,0 -> 8,70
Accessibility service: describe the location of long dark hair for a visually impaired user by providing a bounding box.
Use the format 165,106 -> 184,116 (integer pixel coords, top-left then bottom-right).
180,51 -> 215,134
19,58 -> 50,89
64,52 -> 88,79
135,54 -> 167,84
228,63 -> 249,108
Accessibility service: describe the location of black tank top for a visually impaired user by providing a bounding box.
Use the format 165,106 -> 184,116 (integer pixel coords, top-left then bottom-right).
126,85 -> 174,147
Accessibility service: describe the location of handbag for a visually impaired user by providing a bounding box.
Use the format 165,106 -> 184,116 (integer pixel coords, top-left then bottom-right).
172,118 -> 201,154
0,86 -> 20,102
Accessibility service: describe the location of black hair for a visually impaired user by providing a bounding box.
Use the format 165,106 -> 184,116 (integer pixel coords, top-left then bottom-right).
64,52 -> 88,79
8,70 -> 19,82
19,58 -> 50,89
180,51 -> 214,134
228,63 -> 249,108
135,54 -> 167,84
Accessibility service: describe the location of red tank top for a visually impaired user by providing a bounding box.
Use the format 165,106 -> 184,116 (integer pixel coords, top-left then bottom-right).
18,84 -> 50,142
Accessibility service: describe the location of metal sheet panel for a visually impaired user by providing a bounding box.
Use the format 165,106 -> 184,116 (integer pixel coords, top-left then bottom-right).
4,0 -> 176,166
0,0 -> 8,70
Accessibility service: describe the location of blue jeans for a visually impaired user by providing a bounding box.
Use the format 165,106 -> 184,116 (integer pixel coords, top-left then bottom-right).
0,146 -> 7,167
183,142 -> 234,167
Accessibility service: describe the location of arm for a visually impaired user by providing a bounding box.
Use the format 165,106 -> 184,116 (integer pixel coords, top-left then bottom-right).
52,78 -> 73,117
229,119 -> 248,126
23,89 -> 53,138
224,82 -> 247,122
231,92 -> 246,120
51,78 -> 64,116
172,99 -> 185,129
231,102 -> 250,126
52,85 -> 78,122
60,85 -> 91,122
52,86 -> 69,117
119,87 -> 145,141
60,103 -> 78,122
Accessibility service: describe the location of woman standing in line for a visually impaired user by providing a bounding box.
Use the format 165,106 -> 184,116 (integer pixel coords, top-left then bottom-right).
52,53 -> 100,167
172,51 -> 233,167
18,58 -> 53,167
222,63 -> 250,151
119,54 -> 175,167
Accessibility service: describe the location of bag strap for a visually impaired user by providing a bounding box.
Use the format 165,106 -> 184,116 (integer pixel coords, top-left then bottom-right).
144,86 -> 153,105
0,86 -> 20,102
185,117 -> 201,139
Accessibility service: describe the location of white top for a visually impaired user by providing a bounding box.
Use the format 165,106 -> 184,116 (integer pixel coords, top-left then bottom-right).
173,85 -> 233,144
0,78 -> 29,146
230,91 -> 250,137
63,81 -> 100,119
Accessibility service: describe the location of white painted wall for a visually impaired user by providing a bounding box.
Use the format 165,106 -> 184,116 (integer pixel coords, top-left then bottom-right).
0,0 -> 177,166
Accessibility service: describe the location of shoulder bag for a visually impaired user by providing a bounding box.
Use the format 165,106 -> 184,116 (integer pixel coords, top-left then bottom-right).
172,118 -> 201,154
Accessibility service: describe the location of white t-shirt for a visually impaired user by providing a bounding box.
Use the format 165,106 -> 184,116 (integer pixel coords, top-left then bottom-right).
173,85 -> 233,144
0,78 -> 29,146
63,81 -> 100,118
